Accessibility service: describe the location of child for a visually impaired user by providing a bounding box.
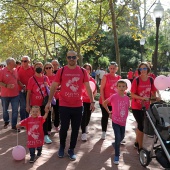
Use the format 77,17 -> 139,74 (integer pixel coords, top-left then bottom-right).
16,105 -> 48,163
103,80 -> 130,165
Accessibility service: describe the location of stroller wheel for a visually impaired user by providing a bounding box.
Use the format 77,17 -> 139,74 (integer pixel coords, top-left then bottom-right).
139,149 -> 151,167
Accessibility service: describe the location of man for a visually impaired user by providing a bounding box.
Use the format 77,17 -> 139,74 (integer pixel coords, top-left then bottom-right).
99,68 -> 106,85
45,50 -> 95,161
95,67 -> 100,84
51,59 -> 60,74
17,56 -> 34,120
0,58 -> 22,131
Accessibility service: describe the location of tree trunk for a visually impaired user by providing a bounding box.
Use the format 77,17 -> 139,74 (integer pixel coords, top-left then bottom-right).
109,0 -> 121,75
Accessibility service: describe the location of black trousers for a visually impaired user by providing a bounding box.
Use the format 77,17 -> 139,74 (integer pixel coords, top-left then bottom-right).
59,106 -> 83,149
100,104 -> 112,132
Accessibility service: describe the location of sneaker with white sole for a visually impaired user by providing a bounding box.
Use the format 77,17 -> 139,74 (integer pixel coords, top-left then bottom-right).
44,135 -> 52,144
101,131 -> 106,140
81,133 -> 87,141
68,149 -> 76,161
113,156 -> 119,165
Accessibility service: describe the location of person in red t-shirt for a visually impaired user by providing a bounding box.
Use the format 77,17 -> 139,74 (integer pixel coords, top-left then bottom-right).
17,56 -> 34,121
26,62 -> 52,144
44,62 -> 60,134
16,105 -> 48,163
127,68 -> 134,83
0,57 -> 24,131
131,62 -> 160,153
81,63 -> 97,141
134,68 -> 139,78
99,61 -> 121,140
45,50 -> 95,161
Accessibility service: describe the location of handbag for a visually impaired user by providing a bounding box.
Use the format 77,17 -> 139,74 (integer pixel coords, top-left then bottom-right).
33,76 -> 48,106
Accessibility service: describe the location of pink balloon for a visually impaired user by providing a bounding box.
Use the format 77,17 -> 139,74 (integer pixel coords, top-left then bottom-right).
89,81 -> 95,92
154,75 -> 169,90
124,79 -> 131,92
12,145 -> 26,161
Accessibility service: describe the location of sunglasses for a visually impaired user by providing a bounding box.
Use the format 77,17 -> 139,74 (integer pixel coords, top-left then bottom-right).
45,67 -> 52,70
139,67 -> 148,71
21,60 -> 28,63
67,56 -> 77,60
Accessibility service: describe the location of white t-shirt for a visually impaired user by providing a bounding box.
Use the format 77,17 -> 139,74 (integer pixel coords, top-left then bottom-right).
99,70 -> 106,79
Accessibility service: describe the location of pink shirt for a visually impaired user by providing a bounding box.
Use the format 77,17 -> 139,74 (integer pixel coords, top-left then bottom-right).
54,65 -> 89,107
20,116 -> 45,148
127,71 -> 134,79
27,75 -> 50,106
99,74 -> 121,105
134,70 -> 139,77
17,66 -> 34,91
82,76 -> 96,103
0,67 -> 19,97
108,93 -> 130,126
131,77 -> 157,110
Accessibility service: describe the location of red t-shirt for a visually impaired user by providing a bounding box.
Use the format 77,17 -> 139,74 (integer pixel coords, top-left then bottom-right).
127,71 -> 134,79
99,74 -> 121,105
47,74 -> 59,99
131,77 -> 157,110
148,73 -> 156,79
20,116 -> 45,148
0,67 -> 19,97
134,70 -> 139,78
82,76 -> 96,103
27,75 -> 50,106
17,66 -> 34,91
54,65 -> 89,107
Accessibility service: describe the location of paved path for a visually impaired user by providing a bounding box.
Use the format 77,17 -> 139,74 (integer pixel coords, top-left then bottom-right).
1,92 -> 169,170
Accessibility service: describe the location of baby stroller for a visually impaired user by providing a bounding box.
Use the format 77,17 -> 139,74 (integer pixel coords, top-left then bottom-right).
139,102 -> 170,169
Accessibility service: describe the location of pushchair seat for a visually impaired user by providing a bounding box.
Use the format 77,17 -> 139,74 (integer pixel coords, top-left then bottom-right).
152,104 -> 170,141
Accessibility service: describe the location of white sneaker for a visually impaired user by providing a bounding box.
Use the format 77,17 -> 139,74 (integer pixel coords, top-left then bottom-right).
81,133 -> 87,141
101,131 -> 106,140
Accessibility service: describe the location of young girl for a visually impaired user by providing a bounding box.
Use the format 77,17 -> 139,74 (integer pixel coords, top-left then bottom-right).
16,106 -> 48,163
103,80 -> 130,165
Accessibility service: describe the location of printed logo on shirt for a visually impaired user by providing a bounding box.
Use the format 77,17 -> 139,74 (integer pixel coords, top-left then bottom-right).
66,77 -> 80,92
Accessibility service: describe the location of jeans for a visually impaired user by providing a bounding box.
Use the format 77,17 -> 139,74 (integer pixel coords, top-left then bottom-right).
29,146 -> 42,157
19,91 -> 29,120
112,122 -> 125,157
1,95 -> 19,128
100,104 -> 112,132
81,102 -> 91,133
59,106 -> 83,149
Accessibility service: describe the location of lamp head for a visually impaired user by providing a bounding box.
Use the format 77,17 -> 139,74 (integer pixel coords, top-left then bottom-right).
140,38 -> 145,45
153,0 -> 164,19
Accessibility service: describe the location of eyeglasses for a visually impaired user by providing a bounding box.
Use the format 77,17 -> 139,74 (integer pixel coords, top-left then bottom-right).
67,56 -> 77,60
45,67 -> 52,70
139,67 -> 148,71
21,60 -> 28,63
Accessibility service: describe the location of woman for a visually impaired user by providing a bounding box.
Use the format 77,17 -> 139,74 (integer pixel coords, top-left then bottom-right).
99,62 -> 121,139
81,63 -> 97,141
26,62 -> 52,144
44,62 -> 60,133
131,62 -> 158,153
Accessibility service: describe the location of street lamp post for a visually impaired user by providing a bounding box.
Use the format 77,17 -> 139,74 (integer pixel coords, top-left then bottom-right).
153,0 -> 164,76
140,38 -> 145,62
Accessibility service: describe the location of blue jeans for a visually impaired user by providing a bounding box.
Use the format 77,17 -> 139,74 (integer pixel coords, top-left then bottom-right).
112,122 -> 125,157
1,95 -> 19,128
29,146 -> 42,157
19,92 -> 29,120
59,106 -> 83,149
